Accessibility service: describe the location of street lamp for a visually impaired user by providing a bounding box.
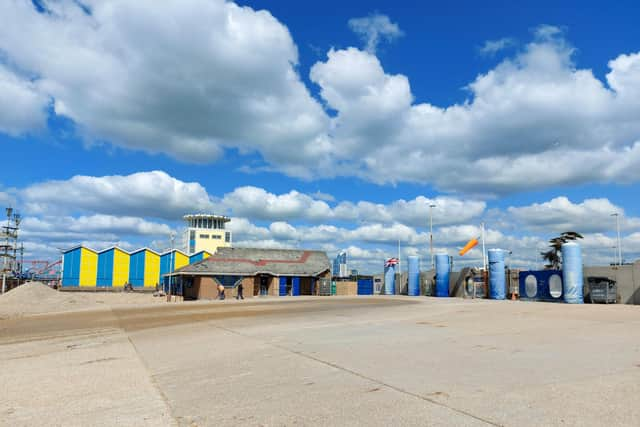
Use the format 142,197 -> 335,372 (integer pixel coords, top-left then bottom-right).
429,204 -> 436,269
611,213 -> 622,266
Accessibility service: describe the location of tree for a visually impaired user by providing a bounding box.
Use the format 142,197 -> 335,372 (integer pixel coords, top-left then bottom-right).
541,231 -> 584,270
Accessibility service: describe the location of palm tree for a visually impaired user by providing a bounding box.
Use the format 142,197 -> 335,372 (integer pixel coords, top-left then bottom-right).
541,231 -> 583,270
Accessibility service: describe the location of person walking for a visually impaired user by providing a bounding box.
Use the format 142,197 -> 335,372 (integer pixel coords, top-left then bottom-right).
236,282 -> 244,300
217,283 -> 225,300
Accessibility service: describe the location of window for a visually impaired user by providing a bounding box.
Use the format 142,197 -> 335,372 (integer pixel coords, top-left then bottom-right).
199,234 -> 209,239
225,232 -> 231,243
190,230 -> 195,239
211,235 -> 221,240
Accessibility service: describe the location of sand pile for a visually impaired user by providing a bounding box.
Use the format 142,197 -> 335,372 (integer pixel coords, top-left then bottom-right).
0,281 -> 98,319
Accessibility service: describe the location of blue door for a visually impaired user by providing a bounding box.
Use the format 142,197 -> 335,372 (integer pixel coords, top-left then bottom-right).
279,276 -> 287,296
292,277 -> 300,296
357,278 -> 374,295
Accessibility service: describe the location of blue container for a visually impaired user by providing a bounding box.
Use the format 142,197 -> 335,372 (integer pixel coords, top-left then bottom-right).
279,276 -> 287,296
357,278 -> 374,295
435,253 -> 450,297
407,256 -> 420,296
488,249 -> 506,300
292,277 -> 300,296
562,242 -> 583,304
519,270 -> 564,302
384,264 -> 396,295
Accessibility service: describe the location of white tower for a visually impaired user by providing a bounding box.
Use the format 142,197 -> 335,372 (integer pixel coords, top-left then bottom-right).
183,214 -> 232,255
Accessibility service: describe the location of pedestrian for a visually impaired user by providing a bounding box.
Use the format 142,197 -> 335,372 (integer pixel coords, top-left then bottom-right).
217,283 -> 225,300
236,282 -> 244,300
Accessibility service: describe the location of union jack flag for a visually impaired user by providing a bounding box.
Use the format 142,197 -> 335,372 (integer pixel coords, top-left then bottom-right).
385,257 -> 399,268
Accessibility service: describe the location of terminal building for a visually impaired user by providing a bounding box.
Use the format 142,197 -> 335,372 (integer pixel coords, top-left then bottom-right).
183,213 -> 231,255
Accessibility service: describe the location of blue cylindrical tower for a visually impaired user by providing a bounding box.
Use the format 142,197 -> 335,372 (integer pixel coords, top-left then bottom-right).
407,255 -> 420,296
435,253 -> 450,297
384,263 -> 396,295
488,249 -> 506,300
562,242 -> 583,304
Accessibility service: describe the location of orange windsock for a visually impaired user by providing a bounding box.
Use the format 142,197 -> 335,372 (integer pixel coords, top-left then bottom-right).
459,237 -> 479,256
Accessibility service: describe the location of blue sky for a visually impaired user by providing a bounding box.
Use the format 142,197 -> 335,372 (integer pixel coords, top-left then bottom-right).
2,0 -> 640,272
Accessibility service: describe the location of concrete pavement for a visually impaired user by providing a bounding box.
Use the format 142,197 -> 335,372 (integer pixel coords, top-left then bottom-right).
2,296 -> 639,426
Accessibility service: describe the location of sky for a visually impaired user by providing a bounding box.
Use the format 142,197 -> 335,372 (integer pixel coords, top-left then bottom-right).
2,0 -> 640,273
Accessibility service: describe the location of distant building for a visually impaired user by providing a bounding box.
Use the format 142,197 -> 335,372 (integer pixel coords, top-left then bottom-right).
333,251 -> 347,277
183,214 -> 232,255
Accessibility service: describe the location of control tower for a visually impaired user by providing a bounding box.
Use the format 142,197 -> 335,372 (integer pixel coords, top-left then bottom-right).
183,214 -> 232,255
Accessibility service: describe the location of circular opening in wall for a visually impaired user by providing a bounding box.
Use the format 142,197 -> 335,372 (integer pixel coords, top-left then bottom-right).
465,277 -> 474,295
549,274 -> 562,298
525,274 -> 537,298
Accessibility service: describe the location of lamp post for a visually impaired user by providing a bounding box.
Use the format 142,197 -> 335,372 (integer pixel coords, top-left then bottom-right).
169,231 -> 176,295
611,213 -> 622,265
481,222 -> 487,271
429,204 -> 436,270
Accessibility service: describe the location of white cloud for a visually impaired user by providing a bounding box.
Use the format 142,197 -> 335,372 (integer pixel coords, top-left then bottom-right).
21,215 -> 170,236
0,190 -> 16,207
22,170 -> 214,220
334,196 -> 486,227
0,0 -> 330,168
309,191 -> 335,202
222,186 -> 332,222
348,13 -> 404,53
534,24 -> 564,41
309,32 -> 640,193
508,196 -> 640,233
3,5 -> 640,195
233,239 -> 294,250
0,64 -> 49,136
479,37 -> 516,56
226,217 -> 271,241
269,221 -> 299,241
222,185 -> 485,225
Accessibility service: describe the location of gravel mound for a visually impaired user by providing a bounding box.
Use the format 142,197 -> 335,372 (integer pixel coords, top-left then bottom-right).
0,281 -> 97,319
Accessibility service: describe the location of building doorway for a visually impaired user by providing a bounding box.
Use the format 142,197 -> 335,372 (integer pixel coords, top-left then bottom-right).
259,275 -> 270,296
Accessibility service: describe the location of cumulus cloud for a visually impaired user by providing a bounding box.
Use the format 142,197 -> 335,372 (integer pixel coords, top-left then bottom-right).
22,215 -> 171,236
309,32 -> 640,193
221,185 -> 485,225
22,170 -> 214,220
508,196 -> 640,233
0,0 -> 330,170
3,5 -> 640,195
0,63 -> 49,135
348,13 -> 404,53
222,186 -> 333,222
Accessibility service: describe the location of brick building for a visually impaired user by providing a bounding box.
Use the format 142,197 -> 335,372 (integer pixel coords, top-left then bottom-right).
170,247 -> 331,299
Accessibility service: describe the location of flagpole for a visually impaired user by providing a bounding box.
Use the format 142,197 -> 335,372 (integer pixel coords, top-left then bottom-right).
397,239 -> 401,295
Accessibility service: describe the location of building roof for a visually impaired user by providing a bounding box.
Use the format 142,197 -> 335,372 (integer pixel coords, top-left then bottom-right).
189,250 -> 213,258
97,246 -> 130,255
183,213 -> 230,222
129,247 -> 161,256
171,247 -> 330,277
62,245 -> 98,254
159,248 -> 189,257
